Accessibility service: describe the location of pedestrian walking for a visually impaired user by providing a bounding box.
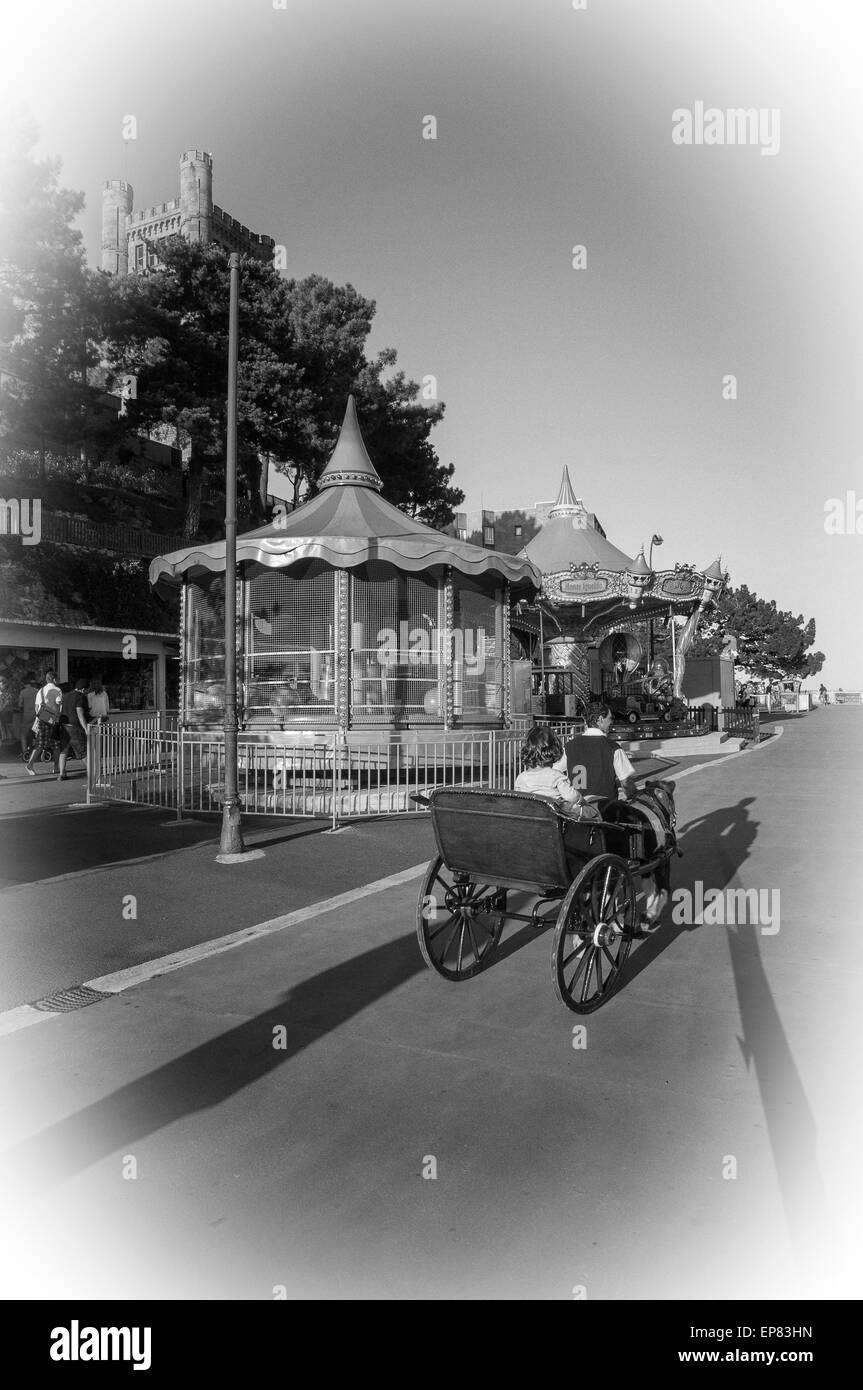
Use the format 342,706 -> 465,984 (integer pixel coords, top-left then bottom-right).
56,675 -> 90,781
0,681 -> 15,743
87,678 -> 110,725
24,670 -> 63,777
16,672 -> 39,757
87,677 -> 111,787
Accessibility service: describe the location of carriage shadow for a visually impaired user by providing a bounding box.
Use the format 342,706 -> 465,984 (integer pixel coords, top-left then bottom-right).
613,793 -> 837,1280
616,795 -> 759,991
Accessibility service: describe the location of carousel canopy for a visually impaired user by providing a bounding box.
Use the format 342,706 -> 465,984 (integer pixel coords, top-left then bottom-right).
517,468 -> 726,639
521,467 -> 634,574
149,396 -> 541,593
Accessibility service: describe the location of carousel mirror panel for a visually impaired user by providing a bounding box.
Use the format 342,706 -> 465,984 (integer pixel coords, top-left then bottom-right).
452,576 -> 503,721
184,575 -> 226,721
350,562 -> 442,725
244,562 -> 336,726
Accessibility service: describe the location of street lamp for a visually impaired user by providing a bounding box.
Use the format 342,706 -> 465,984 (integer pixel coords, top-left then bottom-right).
217,254 -> 263,864
647,534 -> 663,667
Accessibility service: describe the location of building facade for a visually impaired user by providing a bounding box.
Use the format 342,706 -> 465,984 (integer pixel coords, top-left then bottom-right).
102,149 -> 275,275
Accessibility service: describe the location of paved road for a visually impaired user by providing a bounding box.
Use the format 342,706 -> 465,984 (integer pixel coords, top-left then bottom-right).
0,709 -> 859,1300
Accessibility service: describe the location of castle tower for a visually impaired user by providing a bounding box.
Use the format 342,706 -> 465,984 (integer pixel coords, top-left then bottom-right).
101,179 -> 133,273
179,149 -> 213,244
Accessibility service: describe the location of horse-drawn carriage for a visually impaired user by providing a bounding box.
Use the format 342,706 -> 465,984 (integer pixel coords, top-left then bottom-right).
414,781 -> 679,1014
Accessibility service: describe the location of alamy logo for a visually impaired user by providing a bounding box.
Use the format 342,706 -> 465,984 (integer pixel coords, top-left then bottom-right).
671,881 -> 780,935
672,102 -> 780,156
376,622 -> 487,674
50,1321 -> 151,1370
824,491 -> 863,534
0,496 -> 41,545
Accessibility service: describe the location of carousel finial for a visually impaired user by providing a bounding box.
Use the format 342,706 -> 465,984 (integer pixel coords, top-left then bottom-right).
318,394 -> 384,492
549,466 -> 582,518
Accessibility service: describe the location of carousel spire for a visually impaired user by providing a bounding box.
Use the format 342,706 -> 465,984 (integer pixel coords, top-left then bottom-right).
548,465 -> 582,518
701,556 -> 724,581
318,394 -> 384,492
631,545 -> 652,576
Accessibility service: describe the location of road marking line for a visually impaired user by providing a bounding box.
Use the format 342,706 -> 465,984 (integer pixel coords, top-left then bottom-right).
0,862 -> 429,1037
668,725 -> 784,782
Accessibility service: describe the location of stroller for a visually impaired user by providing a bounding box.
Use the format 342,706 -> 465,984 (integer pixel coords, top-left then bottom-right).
22,723 -> 61,765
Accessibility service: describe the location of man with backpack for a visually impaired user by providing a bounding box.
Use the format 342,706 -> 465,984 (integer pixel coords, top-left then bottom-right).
24,669 -> 63,777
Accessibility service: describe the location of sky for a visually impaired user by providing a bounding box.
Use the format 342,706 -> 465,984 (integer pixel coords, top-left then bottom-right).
1,0 -> 861,689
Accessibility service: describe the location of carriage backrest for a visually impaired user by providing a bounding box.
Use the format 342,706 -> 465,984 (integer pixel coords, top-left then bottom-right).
427,789 -> 571,890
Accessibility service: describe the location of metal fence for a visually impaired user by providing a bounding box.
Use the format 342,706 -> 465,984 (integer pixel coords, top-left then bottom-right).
85,704 -> 769,824
86,725 -> 525,826
718,706 -> 762,741
40,512 -> 183,557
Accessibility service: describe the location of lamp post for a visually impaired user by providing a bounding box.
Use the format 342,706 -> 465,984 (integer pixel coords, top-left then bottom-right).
647,533 -> 663,668
217,253 -> 247,861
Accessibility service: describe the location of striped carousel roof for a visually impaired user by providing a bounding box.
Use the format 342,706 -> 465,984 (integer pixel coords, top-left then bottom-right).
150,396 -> 541,593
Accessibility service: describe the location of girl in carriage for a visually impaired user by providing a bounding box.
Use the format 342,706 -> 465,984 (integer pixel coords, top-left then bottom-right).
514,726 -> 600,820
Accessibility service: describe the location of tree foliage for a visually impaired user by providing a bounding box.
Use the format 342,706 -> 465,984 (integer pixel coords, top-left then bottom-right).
0,117 -> 126,474
103,241 -> 462,536
689,582 -> 825,681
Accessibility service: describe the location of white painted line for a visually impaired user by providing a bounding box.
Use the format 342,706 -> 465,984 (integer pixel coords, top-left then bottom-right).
669,725 -> 784,782
0,860 -> 429,1036
86,859 -> 429,994
0,1004 -> 64,1038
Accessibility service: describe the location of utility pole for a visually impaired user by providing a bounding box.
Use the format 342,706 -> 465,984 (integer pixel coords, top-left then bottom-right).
647,533 -> 663,669
217,253 -> 246,861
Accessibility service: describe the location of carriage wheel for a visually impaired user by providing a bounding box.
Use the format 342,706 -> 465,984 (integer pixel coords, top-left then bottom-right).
552,854 -> 635,1014
416,856 -> 505,981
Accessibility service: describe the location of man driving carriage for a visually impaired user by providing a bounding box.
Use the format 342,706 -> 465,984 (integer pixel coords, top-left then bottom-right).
552,699 -> 637,803
541,701 -> 674,927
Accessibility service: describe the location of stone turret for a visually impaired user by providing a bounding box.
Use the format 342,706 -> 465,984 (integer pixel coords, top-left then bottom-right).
179,149 -> 213,245
101,179 -> 133,273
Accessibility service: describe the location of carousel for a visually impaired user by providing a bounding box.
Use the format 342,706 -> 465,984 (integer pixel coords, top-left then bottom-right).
514,468 -> 727,736
149,396 -> 541,746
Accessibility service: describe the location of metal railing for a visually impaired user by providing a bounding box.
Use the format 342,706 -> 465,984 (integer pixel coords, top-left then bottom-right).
718,706 -> 762,740
86,725 -> 525,826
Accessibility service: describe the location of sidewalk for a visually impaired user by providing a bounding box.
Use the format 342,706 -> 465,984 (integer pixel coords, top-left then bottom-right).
0,711 -> 860,1300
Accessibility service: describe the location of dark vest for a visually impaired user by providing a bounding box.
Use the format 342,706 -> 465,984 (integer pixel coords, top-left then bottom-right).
564,734 -> 619,801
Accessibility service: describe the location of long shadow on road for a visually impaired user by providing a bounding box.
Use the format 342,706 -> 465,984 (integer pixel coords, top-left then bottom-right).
618,793 -> 836,1286
0,931 -> 425,1198
0,803 -> 326,888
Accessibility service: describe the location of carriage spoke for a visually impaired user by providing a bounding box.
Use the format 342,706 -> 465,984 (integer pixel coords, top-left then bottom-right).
566,943 -> 590,994
594,947 -> 605,992
601,941 -> 619,971
598,866 -> 613,921
439,916 -> 463,963
580,947 -> 598,1002
465,919 -> 483,963
426,911 -> 459,943
455,921 -> 467,973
